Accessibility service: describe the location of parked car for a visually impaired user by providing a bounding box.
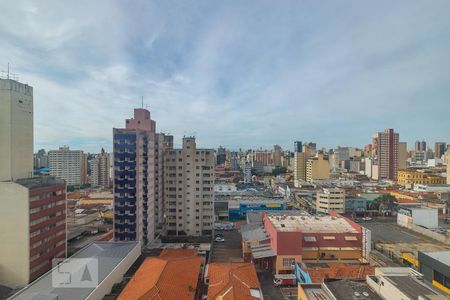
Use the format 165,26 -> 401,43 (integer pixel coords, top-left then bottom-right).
215,237 -> 225,242
215,233 -> 224,238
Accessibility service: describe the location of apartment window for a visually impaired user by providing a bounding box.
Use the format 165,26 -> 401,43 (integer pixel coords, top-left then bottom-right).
282,258 -> 295,266
344,236 -> 358,241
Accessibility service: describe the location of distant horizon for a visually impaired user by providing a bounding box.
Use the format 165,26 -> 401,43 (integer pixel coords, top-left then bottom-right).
2,1 -> 450,153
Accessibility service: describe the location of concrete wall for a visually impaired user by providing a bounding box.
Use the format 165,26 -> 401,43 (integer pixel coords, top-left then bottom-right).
0,182 -> 30,288
412,209 -> 438,229
86,243 -> 141,300
367,275 -> 411,300
0,79 -> 33,181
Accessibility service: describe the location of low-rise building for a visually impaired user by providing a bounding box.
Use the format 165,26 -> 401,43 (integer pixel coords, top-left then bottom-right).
397,170 -> 446,188
9,242 -> 140,300
418,251 -> 450,295
367,267 -> 448,300
118,248 -> 201,300
206,262 -> 262,300
397,206 -> 438,229
260,212 -> 366,274
316,188 -> 345,214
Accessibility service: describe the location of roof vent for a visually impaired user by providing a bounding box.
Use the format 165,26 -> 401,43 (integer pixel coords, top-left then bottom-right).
362,292 -> 369,297
354,292 -> 361,297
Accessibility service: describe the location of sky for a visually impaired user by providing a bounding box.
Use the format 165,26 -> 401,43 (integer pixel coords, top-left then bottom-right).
1,1 -> 450,153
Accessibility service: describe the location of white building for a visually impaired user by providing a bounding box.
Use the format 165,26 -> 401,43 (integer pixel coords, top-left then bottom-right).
164,137 -> 215,236
397,206 -> 438,229
49,146 -> 88,186
316,188 -> 345,214
0,78 -> 33,181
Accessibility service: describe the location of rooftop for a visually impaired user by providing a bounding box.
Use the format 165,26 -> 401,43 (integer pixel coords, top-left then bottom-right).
325,279 -> 382,300
206,263 -> 261,300
266,213 -> 360,233
10,242 -> 139,300
15,176 -> 65,190
118,248 -> 201,300
302,263 -> 375,283
384,276 -> 443,300
241,224 -> 269,242
421,250 -> 450,266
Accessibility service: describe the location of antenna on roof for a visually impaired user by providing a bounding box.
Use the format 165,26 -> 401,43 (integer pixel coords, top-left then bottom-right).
141,96 -> 144,108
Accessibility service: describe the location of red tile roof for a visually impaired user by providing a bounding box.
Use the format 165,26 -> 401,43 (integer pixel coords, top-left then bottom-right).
305,263 -> 375,283
118,249 -> 201,300
207,263 -> 261,300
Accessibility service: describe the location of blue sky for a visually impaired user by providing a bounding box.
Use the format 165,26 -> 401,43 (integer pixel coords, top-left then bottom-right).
1,1 -> 450,153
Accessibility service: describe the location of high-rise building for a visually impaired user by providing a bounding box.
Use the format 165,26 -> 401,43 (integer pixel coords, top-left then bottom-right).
216,146 -> 226,165
33,149 -> 49,169
306,151 -> 330,182
377,129 -> 399,180
272,145 -> 282,167
252,150 -> 273,166
0,78 -> 33,181
154,133 -> 173,229
435,142 -> 446,159
398,142 -> 407,170
293,152 -> 307,185
113,108 -> 156,245
294,141 -> 302,153
164,137 -> 214,236
89,148 -> 110,187
48,147 -> 88,186
415,140 -> 426,152
0,79 -> 66,288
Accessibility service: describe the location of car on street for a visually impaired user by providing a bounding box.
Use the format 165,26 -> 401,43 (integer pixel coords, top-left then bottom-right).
215,236 -> 225,242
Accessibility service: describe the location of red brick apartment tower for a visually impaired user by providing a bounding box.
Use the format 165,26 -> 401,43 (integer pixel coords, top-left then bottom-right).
0,177 -> 66,288
377,128 -> 399,180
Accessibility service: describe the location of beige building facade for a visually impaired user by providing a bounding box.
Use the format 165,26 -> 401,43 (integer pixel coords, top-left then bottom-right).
316,188 -> 345,214
306,152 -> 330,182
0,78 -> 33,181
164,137 -> 214,236
49,146 -> 88,186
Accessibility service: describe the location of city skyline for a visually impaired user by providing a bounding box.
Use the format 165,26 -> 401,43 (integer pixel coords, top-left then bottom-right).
1,1 -> 450,152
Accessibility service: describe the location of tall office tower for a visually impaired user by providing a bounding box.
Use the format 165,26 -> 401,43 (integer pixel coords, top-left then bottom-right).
48,146 -> 88,186
164,137 -> 214,236
377,128 -> 399,180
415,140 -> 426,152
294,141 -> 302,153
0,78 -> 33,181
306,151 -> 330,182
89,148 -> 110,187
154,133 -> 173,230
243,161 -> 252,183
216,146 -> 226,165
113,108 -> 156,245
293,152 -> 307,186
398,142 -> 407,170
272,145 -> 283,167
435,142 -> 447,158
33,149 -> 49,169
0,78 -> 66,288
